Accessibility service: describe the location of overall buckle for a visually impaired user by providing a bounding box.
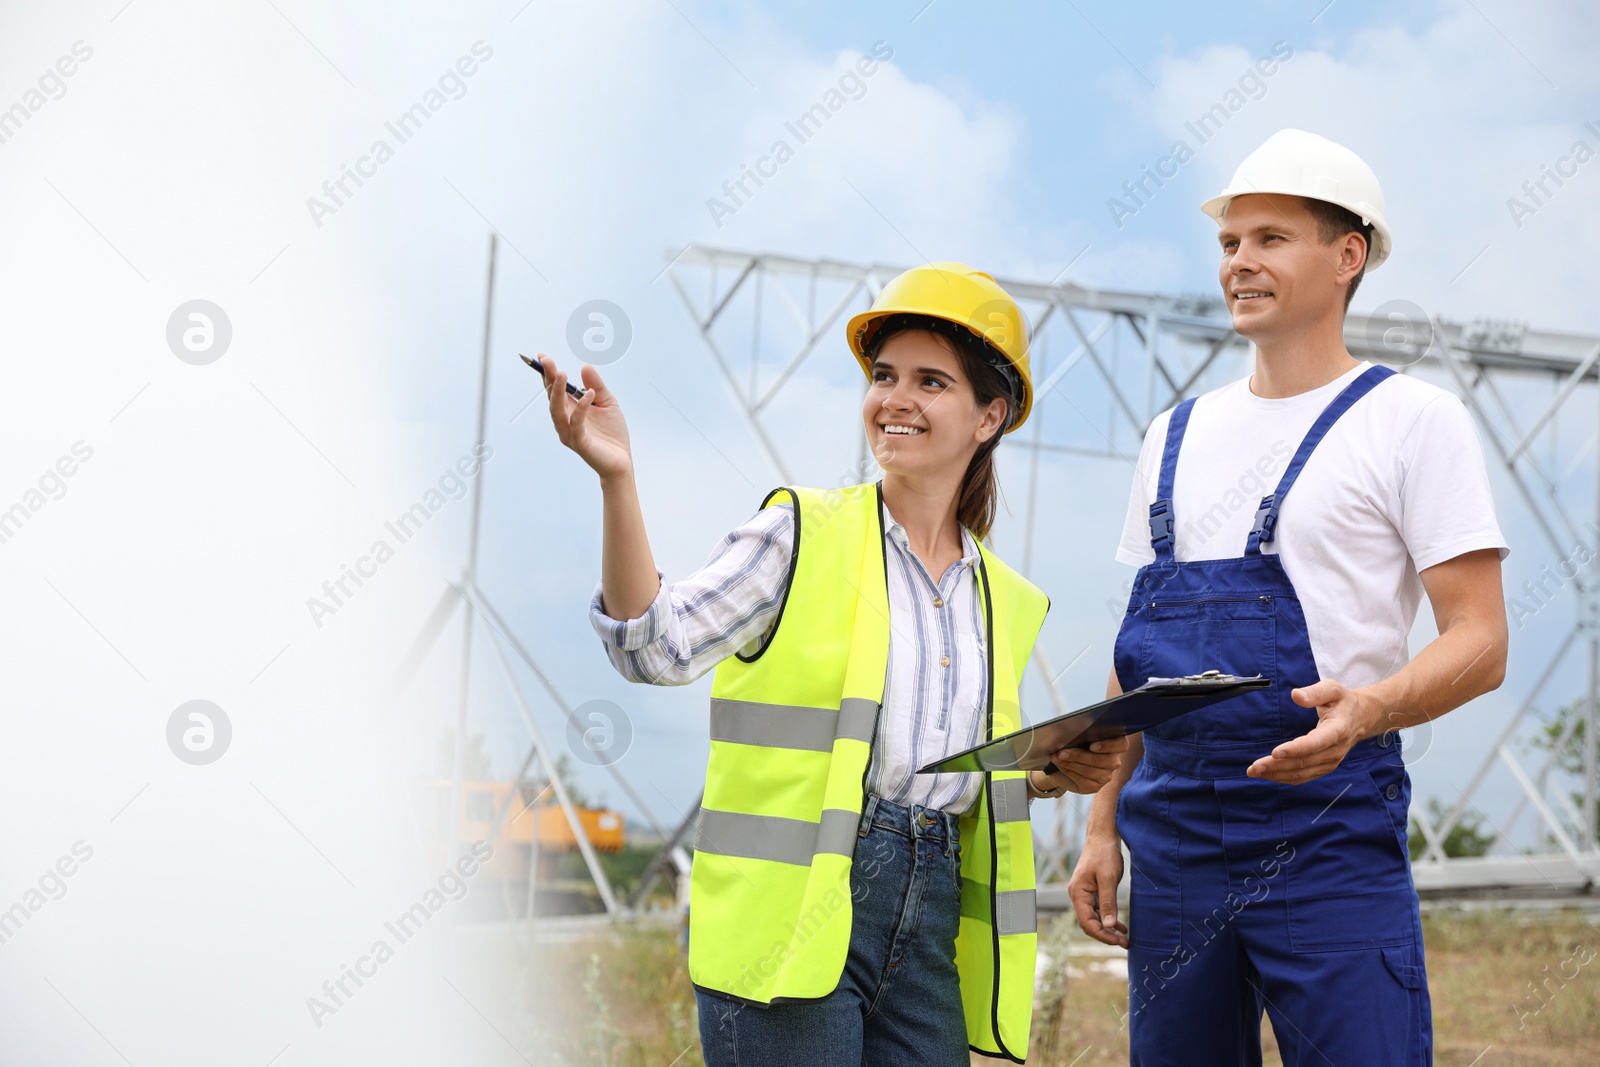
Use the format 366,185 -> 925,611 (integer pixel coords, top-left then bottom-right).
1250,494 -> 1280,544
1148,499 -> 1174,547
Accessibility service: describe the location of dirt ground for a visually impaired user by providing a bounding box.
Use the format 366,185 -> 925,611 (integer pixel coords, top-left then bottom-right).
522,909 -> 1600,1066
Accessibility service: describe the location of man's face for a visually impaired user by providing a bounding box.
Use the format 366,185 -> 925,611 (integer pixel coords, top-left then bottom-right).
1216,193 -> 1352,342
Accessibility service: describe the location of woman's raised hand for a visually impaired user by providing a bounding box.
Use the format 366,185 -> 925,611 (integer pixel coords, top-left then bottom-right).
1029,737 -> 1129,794
543,355 -> 632,481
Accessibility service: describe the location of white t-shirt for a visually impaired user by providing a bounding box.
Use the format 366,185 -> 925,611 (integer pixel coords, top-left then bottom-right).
1115,362 -> 1509,690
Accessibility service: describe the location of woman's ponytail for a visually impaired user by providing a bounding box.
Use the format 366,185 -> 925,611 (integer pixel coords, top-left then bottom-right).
957,433 -> 1004,542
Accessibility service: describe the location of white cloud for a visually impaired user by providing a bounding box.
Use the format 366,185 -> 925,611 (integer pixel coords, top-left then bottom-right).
1115,6 -> 1600,829
0,2 -> 1059,1060
1129,7 -> 1600,331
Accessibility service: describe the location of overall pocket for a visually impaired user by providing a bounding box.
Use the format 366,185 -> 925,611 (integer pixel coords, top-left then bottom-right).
1116,764 -> 1184,955
1137,596 -> 1278,744
1283,762 -> 1418,952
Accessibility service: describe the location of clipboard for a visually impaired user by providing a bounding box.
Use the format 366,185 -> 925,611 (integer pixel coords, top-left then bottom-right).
915,671 -> 1271,775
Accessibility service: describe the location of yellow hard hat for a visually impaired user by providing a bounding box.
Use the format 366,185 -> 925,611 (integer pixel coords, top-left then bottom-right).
847,262 -> 1033,433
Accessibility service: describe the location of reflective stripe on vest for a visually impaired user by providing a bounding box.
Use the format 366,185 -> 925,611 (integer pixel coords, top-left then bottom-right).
961,881 -> 1038,935
709,696 -> 879,751
694,807 -> 860,865
989,776 -> 1030,822
996,888 -> 1037,936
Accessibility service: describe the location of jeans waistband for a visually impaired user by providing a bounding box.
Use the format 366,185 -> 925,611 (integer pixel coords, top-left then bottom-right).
1141,733 -> 1395,779
858,793 -> 957,845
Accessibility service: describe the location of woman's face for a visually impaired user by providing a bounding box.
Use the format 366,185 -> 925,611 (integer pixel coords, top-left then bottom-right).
862,328 -> 1008,480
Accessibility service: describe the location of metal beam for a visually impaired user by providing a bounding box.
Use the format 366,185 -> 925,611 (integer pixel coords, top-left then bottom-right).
665,245 -> 1600,896
483,617 -> 620,916
447,234 -> 498,866
466,584 -> 670,843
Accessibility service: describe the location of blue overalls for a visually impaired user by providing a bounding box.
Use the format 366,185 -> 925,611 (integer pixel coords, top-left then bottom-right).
1112,366 -> 1433,1066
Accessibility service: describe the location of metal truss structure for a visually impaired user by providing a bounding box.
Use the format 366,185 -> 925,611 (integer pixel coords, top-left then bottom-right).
400,236 -> 680,923
406,237 -> 1600,921
665,244 -> 1600,902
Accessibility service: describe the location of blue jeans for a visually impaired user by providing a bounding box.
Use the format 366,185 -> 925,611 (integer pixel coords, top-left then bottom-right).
695,794 -> 970,1067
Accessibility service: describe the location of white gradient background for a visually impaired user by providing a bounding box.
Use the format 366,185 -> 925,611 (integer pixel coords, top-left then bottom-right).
0,1 -> 1596,1063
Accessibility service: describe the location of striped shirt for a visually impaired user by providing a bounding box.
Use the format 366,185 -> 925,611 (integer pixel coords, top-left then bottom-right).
588,497 -> 991,813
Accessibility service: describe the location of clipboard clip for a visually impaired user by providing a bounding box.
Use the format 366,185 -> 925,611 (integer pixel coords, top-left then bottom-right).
1146,669 -> 1260,686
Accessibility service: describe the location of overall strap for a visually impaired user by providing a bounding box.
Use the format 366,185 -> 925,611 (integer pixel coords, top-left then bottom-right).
1148,397 -> 1198,559
1245,365 -> 1397,555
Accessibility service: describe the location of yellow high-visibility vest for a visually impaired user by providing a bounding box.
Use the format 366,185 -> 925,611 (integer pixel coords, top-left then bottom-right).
689,482 -> 1048,1061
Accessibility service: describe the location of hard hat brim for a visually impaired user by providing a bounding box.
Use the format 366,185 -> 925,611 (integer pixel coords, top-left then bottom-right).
848,308 -> 1033,434
846,263 -> 1034,433
1201,189 -> 1391,271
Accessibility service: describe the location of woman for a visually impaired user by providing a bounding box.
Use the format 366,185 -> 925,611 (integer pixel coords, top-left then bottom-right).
543,263 -> 1126,1066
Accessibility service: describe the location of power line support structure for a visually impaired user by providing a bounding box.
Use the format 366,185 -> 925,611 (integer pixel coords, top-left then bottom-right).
665,244 -> 1600,902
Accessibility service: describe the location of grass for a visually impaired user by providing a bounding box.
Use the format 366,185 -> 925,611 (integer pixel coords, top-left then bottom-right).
524,920 -> 704,1067
524,910 -> 1600,1066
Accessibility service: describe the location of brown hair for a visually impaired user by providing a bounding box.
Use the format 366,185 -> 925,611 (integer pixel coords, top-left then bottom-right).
1298,196 -> 1375,310
864,313 -> 1016,541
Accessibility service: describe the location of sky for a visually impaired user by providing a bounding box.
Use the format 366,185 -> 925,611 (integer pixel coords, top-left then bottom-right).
1,1 -> 1598,1062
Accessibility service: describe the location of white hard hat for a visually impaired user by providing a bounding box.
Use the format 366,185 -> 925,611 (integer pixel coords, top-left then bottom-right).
1201,128 -> 1392,271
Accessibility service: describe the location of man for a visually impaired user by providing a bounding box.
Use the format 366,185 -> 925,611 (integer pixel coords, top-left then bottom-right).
1061,129 -> 1509,1065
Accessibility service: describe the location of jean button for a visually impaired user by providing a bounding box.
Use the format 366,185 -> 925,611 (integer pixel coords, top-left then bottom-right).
1384,784 -> 1400,800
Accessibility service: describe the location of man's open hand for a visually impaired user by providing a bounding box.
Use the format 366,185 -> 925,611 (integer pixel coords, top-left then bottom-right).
1246,679 -> 1378,784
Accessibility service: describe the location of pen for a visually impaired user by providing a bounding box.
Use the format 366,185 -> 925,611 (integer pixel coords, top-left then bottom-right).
521,353 -> 588,400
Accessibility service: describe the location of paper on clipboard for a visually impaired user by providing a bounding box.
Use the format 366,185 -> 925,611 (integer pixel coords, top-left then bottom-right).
916,671 -> 1271,775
